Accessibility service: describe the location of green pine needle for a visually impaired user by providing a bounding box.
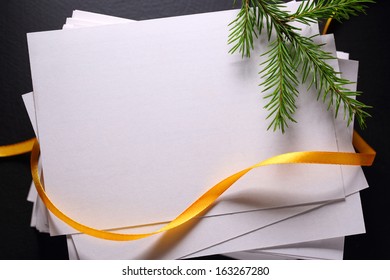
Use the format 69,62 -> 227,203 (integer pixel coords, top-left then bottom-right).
228,0 -> 374,132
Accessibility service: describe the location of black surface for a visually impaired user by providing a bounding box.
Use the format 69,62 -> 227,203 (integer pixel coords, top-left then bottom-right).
1,1 -> 389,260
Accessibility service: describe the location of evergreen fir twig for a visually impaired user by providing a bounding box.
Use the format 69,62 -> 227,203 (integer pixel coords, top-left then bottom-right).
260,36 -> 299,132
228,0 -> 374,132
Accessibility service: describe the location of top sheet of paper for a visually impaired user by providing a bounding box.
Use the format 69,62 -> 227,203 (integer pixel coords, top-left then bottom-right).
28,9 -> 348,235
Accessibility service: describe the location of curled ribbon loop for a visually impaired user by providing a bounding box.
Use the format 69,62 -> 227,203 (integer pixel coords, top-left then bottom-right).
29,131 -> 375,241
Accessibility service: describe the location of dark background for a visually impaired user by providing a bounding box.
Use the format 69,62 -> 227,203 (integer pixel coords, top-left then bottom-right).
0,0 -> 389,260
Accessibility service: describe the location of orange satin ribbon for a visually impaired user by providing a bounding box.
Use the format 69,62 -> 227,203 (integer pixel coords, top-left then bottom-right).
26,131 -> 375,241
0,17 -> 376,241
1,127 -> 376,241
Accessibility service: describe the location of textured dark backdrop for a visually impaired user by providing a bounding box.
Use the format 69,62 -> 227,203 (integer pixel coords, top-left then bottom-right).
0,0 -> 389,259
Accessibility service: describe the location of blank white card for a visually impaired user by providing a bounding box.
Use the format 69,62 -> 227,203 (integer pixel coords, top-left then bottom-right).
28,9 -> 347,235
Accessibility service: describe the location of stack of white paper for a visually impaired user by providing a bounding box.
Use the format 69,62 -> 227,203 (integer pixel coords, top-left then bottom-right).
24,1 -> 369,260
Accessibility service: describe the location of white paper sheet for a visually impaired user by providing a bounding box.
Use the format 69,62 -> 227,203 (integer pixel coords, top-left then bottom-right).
22,93 -> 50,233
28,8 -> 349,237
225,237 -> 344,260
257,237 -> 345,260
71,10 -> 131,24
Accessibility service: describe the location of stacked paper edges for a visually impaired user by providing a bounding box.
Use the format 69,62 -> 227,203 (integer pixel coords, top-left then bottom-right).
24,1 -> 368,260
